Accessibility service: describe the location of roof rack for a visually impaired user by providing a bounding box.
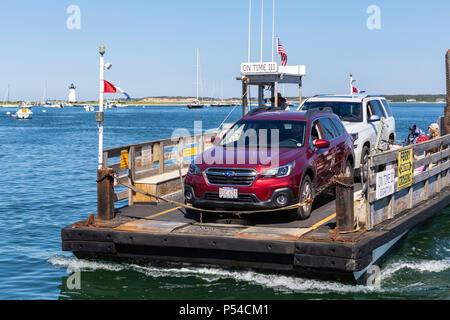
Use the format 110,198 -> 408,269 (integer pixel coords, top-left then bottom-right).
312,94 -> 370,99
245,106 -> 286,116
305,107 -> 334,119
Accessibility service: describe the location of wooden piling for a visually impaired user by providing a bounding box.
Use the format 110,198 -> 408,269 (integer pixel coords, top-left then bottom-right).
242,77 -> 249,116
335,176 -> 354,233
97,168 -> 115,220
445,50 -> 450,135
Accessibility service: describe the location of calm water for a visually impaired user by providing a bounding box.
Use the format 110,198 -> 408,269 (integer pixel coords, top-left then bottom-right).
0,103 -> 448,300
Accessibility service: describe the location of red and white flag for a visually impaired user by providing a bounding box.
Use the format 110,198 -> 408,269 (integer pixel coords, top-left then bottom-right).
277,37 -> 288,67
103,80 -> 131,100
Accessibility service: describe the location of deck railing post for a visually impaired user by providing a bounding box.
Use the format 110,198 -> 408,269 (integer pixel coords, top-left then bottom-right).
159,141 -> 165,174
445,50 -> 450,134
97,167 -> 115,220
335,175 -> 355,233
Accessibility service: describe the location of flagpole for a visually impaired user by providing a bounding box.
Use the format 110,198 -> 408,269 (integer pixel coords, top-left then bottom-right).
350,72 -> 353,96
276,36 -> 279,69
248,0 -> 252,62
98,45 -> 105,169
271,0 -> 275,62
260,0 -> 264,62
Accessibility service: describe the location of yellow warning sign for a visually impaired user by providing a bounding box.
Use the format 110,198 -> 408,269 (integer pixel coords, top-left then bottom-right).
121,150 -> 129,169
397,148 -> 413,190
183,147 -> 198,158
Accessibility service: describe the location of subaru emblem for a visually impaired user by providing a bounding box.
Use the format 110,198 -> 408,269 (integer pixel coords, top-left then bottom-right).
225,171 -> 234,177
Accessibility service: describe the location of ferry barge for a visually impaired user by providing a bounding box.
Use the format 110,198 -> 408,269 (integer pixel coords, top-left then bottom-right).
61,52 -> 450,282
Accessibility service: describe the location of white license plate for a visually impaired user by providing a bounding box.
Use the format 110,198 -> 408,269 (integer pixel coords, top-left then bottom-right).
219,187 -> 238,199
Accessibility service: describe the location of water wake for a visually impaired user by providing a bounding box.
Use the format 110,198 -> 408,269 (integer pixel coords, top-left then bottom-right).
381,258 -> 450,279
48,255 -> 449,294
48,255 -> 377,294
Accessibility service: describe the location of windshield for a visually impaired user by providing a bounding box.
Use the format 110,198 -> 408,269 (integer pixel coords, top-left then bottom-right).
219,120 -> 306,148
302,101 -> 363,122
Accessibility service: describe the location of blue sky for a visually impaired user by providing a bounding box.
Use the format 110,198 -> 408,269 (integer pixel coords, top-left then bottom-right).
0,0 -> 449,101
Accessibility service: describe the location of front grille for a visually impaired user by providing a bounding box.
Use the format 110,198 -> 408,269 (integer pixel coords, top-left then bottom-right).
204,193 -> 257,203
205,168 -> 258,186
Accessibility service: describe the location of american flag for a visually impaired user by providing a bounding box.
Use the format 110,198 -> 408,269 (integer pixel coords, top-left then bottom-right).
277,38 -> 287,66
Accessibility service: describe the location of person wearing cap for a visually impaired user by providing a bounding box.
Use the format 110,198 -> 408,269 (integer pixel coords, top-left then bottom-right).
268,93 -> 289,110
428,123 -> 440,167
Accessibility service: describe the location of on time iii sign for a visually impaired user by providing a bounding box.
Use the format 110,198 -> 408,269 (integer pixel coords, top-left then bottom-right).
241,62 -> 277,74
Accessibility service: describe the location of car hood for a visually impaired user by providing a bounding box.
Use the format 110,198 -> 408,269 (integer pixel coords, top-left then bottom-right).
341,121 -> 364,134
195,146 -> 302,172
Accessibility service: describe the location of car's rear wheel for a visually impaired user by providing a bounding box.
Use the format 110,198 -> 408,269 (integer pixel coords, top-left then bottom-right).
296,175 -> 314,220
344,160 -> 354,181
360,145 -> 370,182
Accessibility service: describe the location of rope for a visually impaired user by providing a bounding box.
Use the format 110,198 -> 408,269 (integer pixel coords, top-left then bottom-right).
113,173 -> 353,216
215,79 -> 250,132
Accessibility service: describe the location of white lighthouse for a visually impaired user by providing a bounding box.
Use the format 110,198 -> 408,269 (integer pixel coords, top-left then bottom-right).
68,83 -> 77,103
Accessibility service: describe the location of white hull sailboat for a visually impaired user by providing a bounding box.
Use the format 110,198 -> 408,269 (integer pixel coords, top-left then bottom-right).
187,48 -> 204,109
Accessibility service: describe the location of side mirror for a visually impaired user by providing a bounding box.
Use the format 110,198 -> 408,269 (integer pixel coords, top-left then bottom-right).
369,115 -> 381,122
211,136 -> 220,144
313,139 -> 330,149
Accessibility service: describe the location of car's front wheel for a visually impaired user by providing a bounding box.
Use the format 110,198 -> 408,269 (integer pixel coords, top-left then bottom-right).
296,175 -> 314,220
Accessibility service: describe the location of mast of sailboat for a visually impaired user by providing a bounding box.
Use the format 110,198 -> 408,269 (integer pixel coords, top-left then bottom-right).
196,48 -> 199,101
43,81 -> 47,103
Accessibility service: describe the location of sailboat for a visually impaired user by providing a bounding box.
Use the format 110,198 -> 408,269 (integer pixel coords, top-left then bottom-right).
41,81 -> 49,106
1,84 -> 15,108
187,48 -> 204,109
16,101 -> 33,119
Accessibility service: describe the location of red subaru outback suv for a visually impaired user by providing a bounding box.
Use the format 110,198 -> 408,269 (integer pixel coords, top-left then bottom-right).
184,108 -> 355,219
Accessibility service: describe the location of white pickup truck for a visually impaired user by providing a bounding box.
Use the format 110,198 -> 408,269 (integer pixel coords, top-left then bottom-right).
297,94 -> 396,179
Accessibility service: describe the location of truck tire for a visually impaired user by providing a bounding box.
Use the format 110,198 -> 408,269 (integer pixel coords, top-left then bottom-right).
360,145 -> 370,182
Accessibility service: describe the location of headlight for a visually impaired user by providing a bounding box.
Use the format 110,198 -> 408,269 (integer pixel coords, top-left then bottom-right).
351,133 -> 359,142
188,163 -> 202,176
262,161 -> 295,178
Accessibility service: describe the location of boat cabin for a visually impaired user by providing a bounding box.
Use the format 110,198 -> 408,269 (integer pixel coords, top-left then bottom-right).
237,62 -> 306,116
